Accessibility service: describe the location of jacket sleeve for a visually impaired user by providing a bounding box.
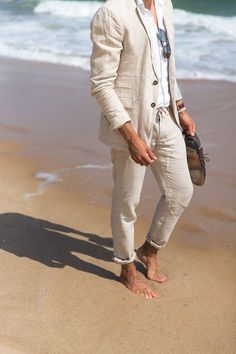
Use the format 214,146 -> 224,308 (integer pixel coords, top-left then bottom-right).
90,7 -> 131,131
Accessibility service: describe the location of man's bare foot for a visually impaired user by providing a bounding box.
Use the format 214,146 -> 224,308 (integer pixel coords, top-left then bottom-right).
137,241 -> 167,283
120,262 -> 157,299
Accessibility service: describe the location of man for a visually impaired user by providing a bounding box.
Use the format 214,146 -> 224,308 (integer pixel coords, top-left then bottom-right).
90,0 -> 195,299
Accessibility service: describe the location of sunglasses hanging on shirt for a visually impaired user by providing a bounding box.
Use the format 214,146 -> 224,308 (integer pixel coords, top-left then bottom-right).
157,28 -> 171,59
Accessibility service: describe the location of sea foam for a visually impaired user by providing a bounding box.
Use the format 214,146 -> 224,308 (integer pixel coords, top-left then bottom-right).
174,9 -> 236,38
34,0 -> 102,18
23,172 -> 61,200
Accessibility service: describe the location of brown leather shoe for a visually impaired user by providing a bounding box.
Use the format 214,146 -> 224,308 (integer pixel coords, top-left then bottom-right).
183,131 -> 209,186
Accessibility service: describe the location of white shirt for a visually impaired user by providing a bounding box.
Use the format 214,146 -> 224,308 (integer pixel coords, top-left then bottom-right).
135,0 -> 170,107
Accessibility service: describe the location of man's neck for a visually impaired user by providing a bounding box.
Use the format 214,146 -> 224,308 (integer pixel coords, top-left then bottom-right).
143,0 -> 154,10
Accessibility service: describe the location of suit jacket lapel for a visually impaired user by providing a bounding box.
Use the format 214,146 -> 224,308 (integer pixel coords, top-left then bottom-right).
162,1 -> 174,46
162,1 -> 175,77
135,5 -> 159,79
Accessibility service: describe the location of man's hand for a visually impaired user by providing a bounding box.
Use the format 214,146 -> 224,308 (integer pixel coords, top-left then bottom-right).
119,122 -> 157,166
128,135 -> 157,166
179,110 -> 196,136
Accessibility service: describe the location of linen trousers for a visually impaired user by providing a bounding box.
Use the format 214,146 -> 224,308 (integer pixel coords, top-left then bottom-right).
111,107 -> 193,264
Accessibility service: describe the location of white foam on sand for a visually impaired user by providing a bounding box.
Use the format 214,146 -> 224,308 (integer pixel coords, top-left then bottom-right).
23,164 -> 112,200
54,164 -> 112,174
23,172 -> 61,200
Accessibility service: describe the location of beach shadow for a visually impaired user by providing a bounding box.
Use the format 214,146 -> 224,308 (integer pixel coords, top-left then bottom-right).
0,212 -> 118,281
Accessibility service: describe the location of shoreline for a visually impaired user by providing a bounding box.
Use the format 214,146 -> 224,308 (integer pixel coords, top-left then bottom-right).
1,54 -> 236,84
0,56 -> 236,353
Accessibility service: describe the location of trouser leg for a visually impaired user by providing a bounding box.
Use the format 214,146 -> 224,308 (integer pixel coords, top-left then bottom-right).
147,108 -> 193,249
111,149 -> 146,264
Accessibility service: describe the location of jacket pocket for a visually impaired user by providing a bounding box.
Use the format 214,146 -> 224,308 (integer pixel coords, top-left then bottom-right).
115,87 -> 135,108
119,96 -> 135,109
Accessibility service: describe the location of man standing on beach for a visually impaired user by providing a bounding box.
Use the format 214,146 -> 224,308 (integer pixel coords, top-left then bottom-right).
90,0 -> 195,298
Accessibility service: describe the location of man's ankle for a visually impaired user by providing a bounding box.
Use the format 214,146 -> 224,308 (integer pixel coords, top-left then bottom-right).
142,240 -> 158,255
121,262 -> 136,275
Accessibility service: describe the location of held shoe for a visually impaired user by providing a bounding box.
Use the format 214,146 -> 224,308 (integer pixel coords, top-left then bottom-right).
183,131 -> 209,186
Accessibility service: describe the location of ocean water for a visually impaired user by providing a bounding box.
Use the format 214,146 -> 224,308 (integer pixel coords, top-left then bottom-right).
0,0 -> 235,82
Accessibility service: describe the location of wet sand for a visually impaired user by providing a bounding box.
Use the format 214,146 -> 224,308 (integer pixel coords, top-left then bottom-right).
0,57 -> 236,353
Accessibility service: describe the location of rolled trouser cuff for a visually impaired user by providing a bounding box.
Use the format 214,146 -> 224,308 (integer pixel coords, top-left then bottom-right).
113,251 -> 136,265
146,234 -> 165,250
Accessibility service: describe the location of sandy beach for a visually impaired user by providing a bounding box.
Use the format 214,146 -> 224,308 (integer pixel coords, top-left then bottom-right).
0,57 -> 236,354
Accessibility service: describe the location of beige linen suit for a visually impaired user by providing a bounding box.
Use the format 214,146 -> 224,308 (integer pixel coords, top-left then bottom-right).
90,0 -> 193,264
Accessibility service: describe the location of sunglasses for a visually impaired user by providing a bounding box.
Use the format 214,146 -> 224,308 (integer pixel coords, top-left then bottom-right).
157,28 -> 171,59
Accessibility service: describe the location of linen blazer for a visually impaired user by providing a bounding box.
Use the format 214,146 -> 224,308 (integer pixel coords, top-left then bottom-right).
90,0 -> 182,151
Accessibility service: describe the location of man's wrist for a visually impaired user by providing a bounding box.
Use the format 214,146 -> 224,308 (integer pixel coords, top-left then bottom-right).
177,101 -> 186,114
119,121 -> 139,144
178,109 -> 188,119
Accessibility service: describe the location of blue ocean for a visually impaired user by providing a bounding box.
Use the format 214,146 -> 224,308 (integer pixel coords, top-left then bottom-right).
0,0 -> 235,82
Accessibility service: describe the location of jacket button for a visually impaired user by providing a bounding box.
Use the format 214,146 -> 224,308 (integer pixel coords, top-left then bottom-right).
151,102 -> 156,108
153,80 -> 159,85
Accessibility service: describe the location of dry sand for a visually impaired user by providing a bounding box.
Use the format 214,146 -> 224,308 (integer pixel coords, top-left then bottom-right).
0,57 -> 236,354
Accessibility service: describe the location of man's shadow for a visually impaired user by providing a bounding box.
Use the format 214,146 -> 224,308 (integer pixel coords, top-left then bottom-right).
0,212 -> 118,281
